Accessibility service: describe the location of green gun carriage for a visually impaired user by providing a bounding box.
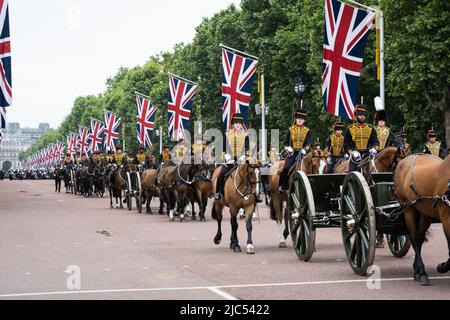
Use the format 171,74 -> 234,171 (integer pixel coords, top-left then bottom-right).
288,170 -> 411,275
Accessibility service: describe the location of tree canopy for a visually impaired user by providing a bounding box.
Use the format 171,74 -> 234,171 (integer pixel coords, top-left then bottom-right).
20,0 -> 449,161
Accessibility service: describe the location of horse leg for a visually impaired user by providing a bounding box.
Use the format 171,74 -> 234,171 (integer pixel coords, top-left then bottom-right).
159,191 -> 165,215
406,208 -> 431,285
109,185 -> 113,209
213,202 -> 223,245
229,208 -> 241,253
168,191 -> 175,221
200,192 -> 207,222
119,189 -> 123,208
437,207 -> 450,273
245,206 -> 255,254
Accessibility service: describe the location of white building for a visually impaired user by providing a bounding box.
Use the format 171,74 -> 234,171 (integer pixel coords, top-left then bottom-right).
0,122 -> 49,170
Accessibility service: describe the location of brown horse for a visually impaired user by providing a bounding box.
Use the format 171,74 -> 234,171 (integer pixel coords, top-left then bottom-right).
108,159 -> 135,209
141,169 -> 158,214
211,158 -> 261,254
268,149 -> 325,248
189,161 -> 214,222
394,154 -> 450,285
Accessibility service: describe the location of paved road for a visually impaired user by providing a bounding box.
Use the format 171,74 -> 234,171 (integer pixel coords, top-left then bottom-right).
0,180 -> 449,300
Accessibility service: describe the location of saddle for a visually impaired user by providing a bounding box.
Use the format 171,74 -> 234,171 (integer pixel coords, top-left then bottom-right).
223,164 -> 239,180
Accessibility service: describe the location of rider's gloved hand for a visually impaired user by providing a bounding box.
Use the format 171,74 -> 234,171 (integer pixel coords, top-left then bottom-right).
369,148 -> 377,156
285,146 -> 294,153
344,154 -> 350,160
300,149 -> 307,155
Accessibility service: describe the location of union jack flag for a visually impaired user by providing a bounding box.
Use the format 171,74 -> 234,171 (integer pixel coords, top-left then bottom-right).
0,0 -> 11,109
136,95 -> 156,148
167,75 -> 196,141
221,47 -> 258,129
88,118 -> 105,152
55,142 -> 65,164
103,111 -> 121,152
322,0 -> 375,119
51,144 -> 58,165
66,132 -> 77,158
77,126 -> 90,156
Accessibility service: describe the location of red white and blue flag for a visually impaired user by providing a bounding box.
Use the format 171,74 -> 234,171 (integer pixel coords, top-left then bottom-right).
66,133 -> 77,158
221,47 -> 258,129
322,0 -> 375,119
88,118 -> 105,153
0,0 -> 12,109
55,141 -> 64,164
103,111 -> 121,152
167,75 -> 196,141
77,127 -> 90,156
136,94 -> 156,148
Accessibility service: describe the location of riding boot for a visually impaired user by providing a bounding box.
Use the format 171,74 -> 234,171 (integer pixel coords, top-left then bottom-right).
215,175 -> 224,200
278,172 -> 288,194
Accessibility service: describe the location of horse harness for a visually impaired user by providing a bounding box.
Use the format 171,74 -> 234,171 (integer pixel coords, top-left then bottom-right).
406,154 -> 450,209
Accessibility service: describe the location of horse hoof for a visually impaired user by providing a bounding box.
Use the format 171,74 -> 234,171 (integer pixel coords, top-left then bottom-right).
437,263 -> 449,274
213,236 -> 221,245
233,245 -> 242,253
419,275 -> 431,286
200,218 -> 205,222
247,245 -> 255,254
180,218 -> 185,222
191,216 -> 196,221
170,218 -> 174,222
278,242 -> 287,249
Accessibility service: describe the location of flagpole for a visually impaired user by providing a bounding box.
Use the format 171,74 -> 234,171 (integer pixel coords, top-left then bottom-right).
379,10 -> 385,109
135,91 -> 152,100
261,73 -> 267,163
219,43 -> 260,61
168,73 -> 198,86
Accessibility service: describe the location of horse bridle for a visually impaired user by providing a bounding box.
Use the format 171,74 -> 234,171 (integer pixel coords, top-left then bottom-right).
234,162 -> 259,199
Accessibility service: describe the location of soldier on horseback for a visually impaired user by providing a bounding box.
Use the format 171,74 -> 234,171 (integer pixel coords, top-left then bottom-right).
63,152 -> 73,166
192,133 -> 205,164
343,105 -> 379,172
423,128 -> 446,159
214,113 -> 249,201
278,108 -> 312,194
135,144 -> 147,166
159,144 -> 171,164
374,107 -> 393,151
325,121 -> 345,173
112,143 -> 124,166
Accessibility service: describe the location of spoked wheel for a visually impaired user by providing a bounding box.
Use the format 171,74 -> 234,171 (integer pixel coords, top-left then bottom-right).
387,234 -> 411,258
341,172 -> 376,276
136,172 -> 143,213
288,171 -> 316,262
126,172 -> 132,211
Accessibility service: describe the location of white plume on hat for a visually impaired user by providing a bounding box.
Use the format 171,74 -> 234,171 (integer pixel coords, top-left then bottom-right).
374,96 -> 384,111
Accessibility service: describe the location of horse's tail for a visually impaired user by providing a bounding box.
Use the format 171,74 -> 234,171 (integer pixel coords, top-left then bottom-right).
211,202 -> 217,220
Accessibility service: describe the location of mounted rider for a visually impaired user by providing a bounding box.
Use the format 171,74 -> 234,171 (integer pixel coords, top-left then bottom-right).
135,144 -> 147,168
159,144 -> 171,163
64,152 -> 73,166
278,108 -> 312,194
423,128 -> 446,159
112,142 -> 125,166
192,133 -> 205,164
374,105 -> 393,151
343,105 -> 379,172
325,121 -> 345,173
214,113 -> 249,201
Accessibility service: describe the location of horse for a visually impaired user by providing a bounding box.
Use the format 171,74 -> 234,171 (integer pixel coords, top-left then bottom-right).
141,168 -> 158,214
93,159 -> 107,197
211,157 -> 261,254
268,148 -> 325,248
393,154 -> 450,285
108,159 -> 135,209
80,159 -> 96,197
188,160 -> 214,222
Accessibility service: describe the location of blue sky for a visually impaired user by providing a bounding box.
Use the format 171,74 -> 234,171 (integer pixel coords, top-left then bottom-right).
8,0 -> 240,128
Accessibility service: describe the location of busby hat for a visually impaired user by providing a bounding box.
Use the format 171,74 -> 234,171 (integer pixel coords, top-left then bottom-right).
427,128 -> 436,138
294,108 -> 307,119
138,144 -> 145,151
231,113 -> 244,124
334,121 -> 344,131
374,109 -> 387,123
354,105 -> 367,116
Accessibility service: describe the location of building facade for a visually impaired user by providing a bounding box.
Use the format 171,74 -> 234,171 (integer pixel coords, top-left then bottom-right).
0,122 -> 50,170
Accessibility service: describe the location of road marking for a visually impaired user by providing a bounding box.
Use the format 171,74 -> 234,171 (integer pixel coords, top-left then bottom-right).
103,269 -> 110,271
1,276 -> 449,298
208,287 -> 238,300
24,273 -> 31,276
